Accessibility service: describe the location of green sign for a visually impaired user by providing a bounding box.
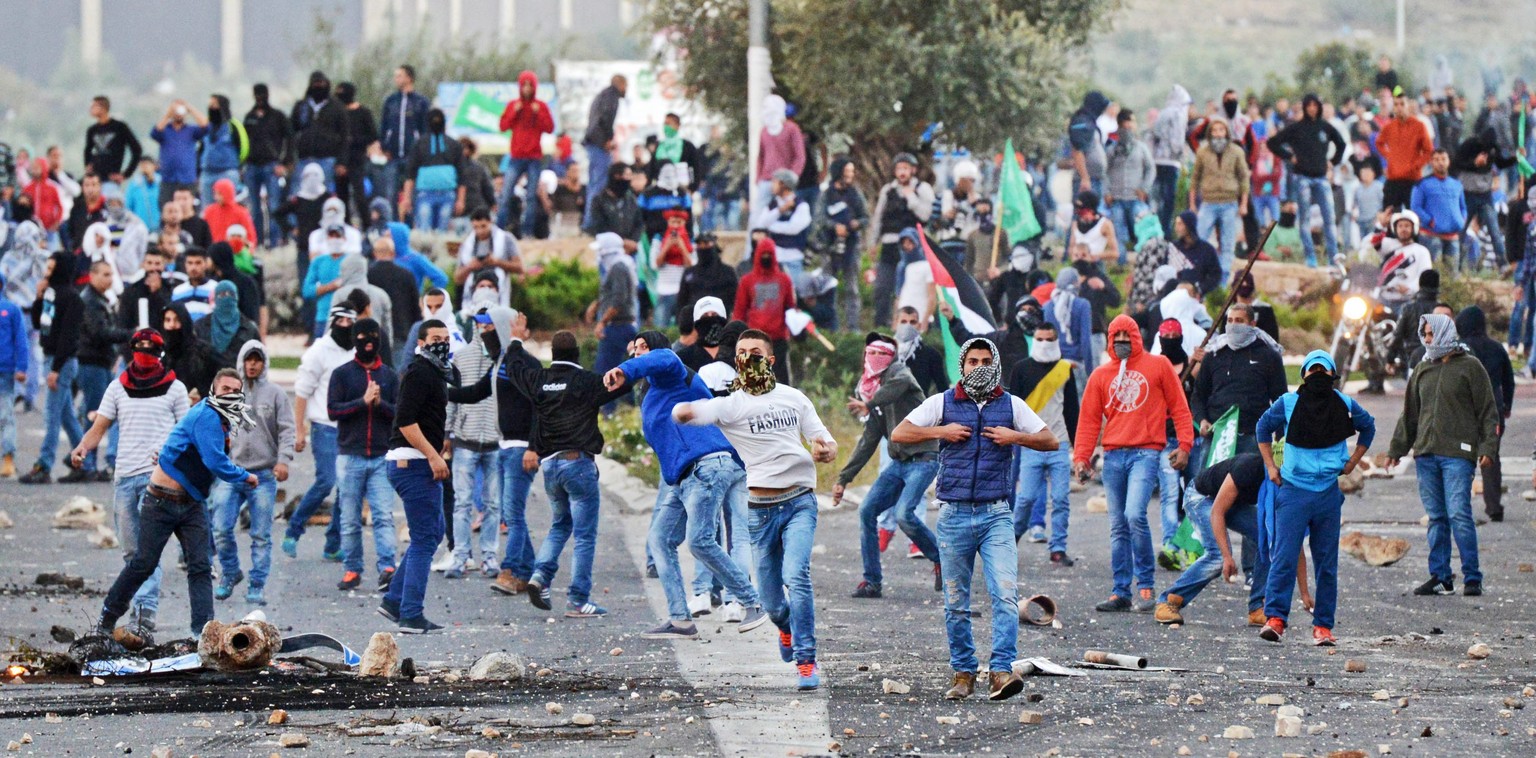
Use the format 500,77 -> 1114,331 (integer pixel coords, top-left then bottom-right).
453,87 -> 510,136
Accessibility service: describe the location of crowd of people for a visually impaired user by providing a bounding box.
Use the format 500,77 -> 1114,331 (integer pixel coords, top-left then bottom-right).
0,53 -> 1523,696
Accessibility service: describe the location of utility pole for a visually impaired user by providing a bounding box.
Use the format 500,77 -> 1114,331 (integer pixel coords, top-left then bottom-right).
1396,0 -> 1405,52
747,0 -> 770,218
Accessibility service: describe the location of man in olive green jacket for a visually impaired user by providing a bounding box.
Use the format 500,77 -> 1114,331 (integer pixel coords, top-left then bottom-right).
1387,314 -> 1498,599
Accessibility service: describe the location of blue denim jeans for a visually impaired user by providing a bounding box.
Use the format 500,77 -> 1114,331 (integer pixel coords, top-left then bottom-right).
1196,201 -> 1240,278
1158,438 -> 1185,548
582,144 -> 611,228
337,454 -> 398,575
1014,447 -> 1072,552
499,157 -> 542,235
383,458 -> 444,620
595,321 -> 637,415
379,159 -> 405,215
0,374 -> 15,457
858,457 -> 940,586
38,357 -> 83,474
112,472 -> 161,614
701,197 -> 742,233
211,468 -> 276,587
243,162 -> 284,246
285,424 -> 342,553
76,362 -> 114,472
1160,492 -> 1264,609
1464,192 -> 1505,264
1294,175 -> 1337,266
414,189 -> 455,231
199,169 -> 241,209
650,455 -> 760,621
749,491 -> 819,663
1102,447 -> 1161,598
497,446 -> 538,578
532,455 -> 602,605
1251,195 -> 1281,228
102,491 -> 214,637
1262,481 -> 1342,628
1416,454 -> 1481,584
1425,235 -> 1463,272
936,499 -> 1019,673
451,447 -> 500,565
1106,199 -> 1147,264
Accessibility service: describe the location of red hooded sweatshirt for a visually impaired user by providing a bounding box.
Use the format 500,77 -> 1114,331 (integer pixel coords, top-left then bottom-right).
1073,314 -> 1194,466
499,71 -> 555,160
732,238 -> 795,341
23,159 -> 63,232
202,177 -> 255,243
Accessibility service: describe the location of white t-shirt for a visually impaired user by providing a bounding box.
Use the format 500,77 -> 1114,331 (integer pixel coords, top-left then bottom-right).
896,259 -> 934,313
679,385 -> 832,490
96,379 -> 190,479
903,392 -> 1048,436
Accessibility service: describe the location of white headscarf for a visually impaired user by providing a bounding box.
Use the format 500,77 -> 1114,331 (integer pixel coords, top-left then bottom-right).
321,197 -> 347,228
762,95 -> 787,136
1419,313 -> 1467,362
296,163 -> 326,201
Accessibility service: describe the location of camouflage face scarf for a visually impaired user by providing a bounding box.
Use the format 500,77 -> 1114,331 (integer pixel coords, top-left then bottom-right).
730,353 -> 777,396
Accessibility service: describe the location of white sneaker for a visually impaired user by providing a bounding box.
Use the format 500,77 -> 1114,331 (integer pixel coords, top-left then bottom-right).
430,550 -> 455,572
687,593 -> 713,617
720,601 -> 745,623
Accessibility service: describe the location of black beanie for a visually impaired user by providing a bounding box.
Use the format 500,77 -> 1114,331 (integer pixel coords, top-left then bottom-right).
1420,269 -> 1440,289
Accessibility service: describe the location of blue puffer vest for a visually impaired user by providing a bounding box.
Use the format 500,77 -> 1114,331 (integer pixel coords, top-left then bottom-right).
937,388 -> 1015,503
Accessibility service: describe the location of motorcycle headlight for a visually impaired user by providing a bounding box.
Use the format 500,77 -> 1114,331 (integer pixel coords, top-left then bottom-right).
1343,296 -> 1369,321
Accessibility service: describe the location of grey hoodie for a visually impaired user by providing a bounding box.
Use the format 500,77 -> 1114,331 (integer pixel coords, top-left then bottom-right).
230,339 -> 297,471
333,254 -> 392,356
1151,85 -> 1192,167
1106,130 -> 1155,199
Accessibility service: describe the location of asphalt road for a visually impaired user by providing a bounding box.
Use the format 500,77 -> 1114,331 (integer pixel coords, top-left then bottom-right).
1,379 -> 1534,757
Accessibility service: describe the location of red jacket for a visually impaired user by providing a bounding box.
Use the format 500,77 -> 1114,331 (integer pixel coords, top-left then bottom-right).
202,178 -> 256,243
1073,314 -> 1194,465
23,162 -> 63,232
732,239 -> 795,341
499,71 -> 555,160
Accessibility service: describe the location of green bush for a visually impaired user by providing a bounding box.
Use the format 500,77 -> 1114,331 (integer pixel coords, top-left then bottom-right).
513,259 -> 600,331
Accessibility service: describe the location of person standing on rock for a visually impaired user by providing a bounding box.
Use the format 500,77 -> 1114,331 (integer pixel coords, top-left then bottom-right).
1388,314 -> 1498,598
603,331 -> 771,639
1255,351 -> 1375,646
377,320 -> 493,633
890,337 -> 1057,702
673,329 -> 837,691
93,369 -> 257,639
70,329 -> 189,645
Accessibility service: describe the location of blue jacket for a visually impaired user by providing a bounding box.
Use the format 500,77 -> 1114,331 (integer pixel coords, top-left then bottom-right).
1044,296 -> 1096,371
328,358 -> 399,457
301,253 -> 346,323
616,349 -> 736,486
390,222 -> 448,290
199,123 -> 241,173
1410,175 -> 1468,237
936,388 -> 1016,503
380,90 -> 432,160
150,122 -> 208,184
1255,391 -> 1376,492
125,173 -> 161,229
0,287 -> 28,376
159,400 -> 253,502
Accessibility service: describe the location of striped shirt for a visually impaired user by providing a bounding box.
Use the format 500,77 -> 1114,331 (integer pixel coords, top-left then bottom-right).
171,278 -> 220,321
95,379 -> 190,479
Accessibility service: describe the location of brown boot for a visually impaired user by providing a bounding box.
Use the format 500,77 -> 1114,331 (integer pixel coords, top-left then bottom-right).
988,670 -> 1024,701
0,453 -> 13,478
1247,608 -> 1265,627
1155,593 -> 1185,624
944,671 -> 976,700
490,569 -> 526,596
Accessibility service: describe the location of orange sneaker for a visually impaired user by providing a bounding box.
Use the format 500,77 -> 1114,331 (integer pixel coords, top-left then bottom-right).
1259,617 -> 1286,643
1312,626 -> 1337,647
336,571 -> 361,590
778,630 -> 793,662
1247,608 -> 1265,626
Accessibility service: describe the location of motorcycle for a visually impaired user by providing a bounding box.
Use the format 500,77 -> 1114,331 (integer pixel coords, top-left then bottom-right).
1327,254 -> 1397,392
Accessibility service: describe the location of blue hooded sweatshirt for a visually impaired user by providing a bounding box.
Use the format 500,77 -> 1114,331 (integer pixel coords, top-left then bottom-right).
616,348 -> 738,486
1255,350 -> 1376,492
0,275 -> 28,376
158,400 -> 254,501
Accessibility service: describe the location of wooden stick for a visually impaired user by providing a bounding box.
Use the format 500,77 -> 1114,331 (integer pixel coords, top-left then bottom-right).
809,326 -> 836,352
988,194 -> 1005,268
1180,221 -> 1276,382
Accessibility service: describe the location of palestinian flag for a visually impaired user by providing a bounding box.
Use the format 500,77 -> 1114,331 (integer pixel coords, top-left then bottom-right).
920,225 -> 996,383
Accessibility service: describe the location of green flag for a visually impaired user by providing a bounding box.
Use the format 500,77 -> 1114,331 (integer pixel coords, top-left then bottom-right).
1518,105 -> 1535,179
635,233 -> 659,307
999,139 -> 1042,243
453,87 -> 511,136
1204,405 -> 1242,466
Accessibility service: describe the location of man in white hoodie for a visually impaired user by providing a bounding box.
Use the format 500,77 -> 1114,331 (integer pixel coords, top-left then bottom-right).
1149,85 -> 1192,237
282,305 -> 355,560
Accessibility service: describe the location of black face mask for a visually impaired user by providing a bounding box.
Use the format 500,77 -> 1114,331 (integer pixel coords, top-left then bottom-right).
696,315 -> 727,346
428,113 -> 446,134
698,244 -> 719,264
1303,371 -> 1335,391
608,177 -> 629,195
1279,211 -> 1297,228
208,107 -> 223,125
354,332 -> 380,364
1223,100 -> 1239,118
308,83 -> 330,102
331,323 -> 354,350
1159,336 -> 1188,365
162,328 -> 183,353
